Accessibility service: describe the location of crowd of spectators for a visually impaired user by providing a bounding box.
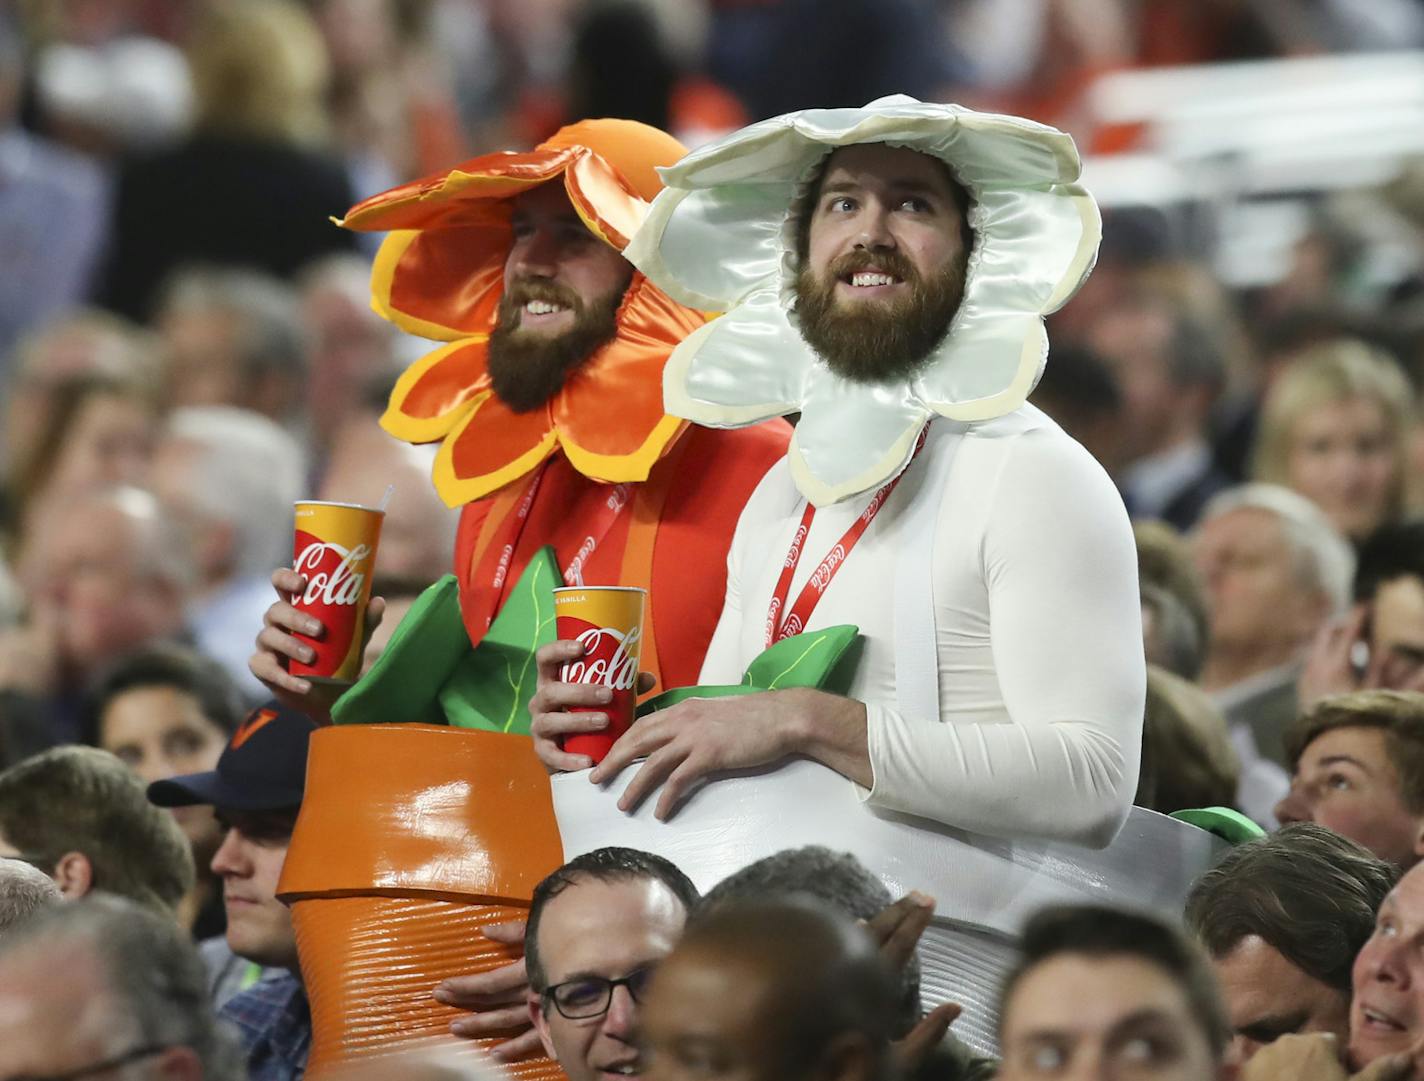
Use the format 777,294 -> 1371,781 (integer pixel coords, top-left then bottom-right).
4,0 -> 1424,1080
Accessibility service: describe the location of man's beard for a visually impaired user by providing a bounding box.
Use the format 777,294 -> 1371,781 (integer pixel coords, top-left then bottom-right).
794,249 -> 967,384
486,279 -> 623,412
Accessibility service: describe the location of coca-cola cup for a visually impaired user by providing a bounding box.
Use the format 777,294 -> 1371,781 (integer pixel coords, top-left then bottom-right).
289,500 -> 384,686
553,586 -> 646,765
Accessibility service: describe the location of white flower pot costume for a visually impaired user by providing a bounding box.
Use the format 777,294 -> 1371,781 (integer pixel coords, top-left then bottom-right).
555,98 -> 1222,1054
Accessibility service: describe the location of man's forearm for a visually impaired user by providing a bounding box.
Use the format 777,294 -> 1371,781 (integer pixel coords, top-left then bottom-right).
782,688 -> 873,788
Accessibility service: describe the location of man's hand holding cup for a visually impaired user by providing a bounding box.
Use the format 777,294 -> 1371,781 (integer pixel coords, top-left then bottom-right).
529,586 -> 652,773
250,500 -> 386,721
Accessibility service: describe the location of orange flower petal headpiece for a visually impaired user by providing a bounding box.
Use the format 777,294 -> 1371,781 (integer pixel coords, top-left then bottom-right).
338,119 -> 702,507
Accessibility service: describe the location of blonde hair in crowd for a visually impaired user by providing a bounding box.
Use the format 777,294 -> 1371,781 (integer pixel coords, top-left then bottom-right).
1251,338 -> 1414,521
186,0 -> 331,147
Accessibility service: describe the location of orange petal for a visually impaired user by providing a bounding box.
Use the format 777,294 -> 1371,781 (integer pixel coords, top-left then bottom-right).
564,150 -> 650,252
338,149 -> 579,233
381,337 -> 494,444
553,274 -> 701,480
351,145 -> 658,339
373,228 -> 507,341
432,394 -> 558,507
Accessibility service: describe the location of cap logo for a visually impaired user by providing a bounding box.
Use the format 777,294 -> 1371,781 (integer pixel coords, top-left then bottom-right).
231,708 -> 278,750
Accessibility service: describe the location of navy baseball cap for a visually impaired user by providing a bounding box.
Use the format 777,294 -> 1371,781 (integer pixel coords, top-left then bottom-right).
148,700 -> 316,811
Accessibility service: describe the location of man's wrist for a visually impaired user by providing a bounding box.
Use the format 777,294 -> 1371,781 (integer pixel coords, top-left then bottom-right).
776,687 -> 823,752
775,688 -> 872,786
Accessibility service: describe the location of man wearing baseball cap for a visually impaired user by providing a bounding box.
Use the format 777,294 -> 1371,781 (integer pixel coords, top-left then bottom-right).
149,699 -> 316,1081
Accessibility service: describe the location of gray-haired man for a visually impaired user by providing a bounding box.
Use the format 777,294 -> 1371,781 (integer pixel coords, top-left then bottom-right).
0,892 -> 242,1081
1191,483 -> 1355,821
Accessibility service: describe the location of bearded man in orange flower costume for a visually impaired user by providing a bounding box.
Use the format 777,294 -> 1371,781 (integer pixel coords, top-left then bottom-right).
254,119 -> 788,705
249,120 -> 788,1059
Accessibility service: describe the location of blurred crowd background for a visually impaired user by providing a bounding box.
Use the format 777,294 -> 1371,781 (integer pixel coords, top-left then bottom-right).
6,4 -> 1424,1079
4,0 -> 1424,820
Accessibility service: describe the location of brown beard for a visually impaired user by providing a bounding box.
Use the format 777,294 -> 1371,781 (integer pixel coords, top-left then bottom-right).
794,249 -> 967,384
487,278 -> 623,412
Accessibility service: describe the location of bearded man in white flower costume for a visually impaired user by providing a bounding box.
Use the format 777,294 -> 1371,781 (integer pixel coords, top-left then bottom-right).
531,98 -> 1224,1051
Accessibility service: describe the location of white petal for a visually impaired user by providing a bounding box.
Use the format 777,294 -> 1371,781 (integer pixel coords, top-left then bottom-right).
789,367 -> 932,507
663,288 -> 813,427
914,185 -> 1099,420
628,184 -> 789,312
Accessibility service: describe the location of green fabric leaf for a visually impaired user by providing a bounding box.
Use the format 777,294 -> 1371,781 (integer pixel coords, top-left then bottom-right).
330,574 -> 465,725
638,685 -> 761,714
744,624 -> 860,692
332,561 -> 860,736
439,548 -> 560,734
1169,807 -> 1265,845
637,624 -> 860,716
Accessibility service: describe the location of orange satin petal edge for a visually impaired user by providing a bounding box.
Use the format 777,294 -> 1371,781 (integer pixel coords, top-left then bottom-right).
432,397 -> 559,507
380,337 -> 493,444
553,276 -> 702,480
372,231 -> 468,342
564,152 -> 651,252
383,227 -> 508,341
338,149 -> 579,233
560,413 -> 688,483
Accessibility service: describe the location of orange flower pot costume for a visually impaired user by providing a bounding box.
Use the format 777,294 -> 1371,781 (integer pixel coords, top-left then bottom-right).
278,119 -> 788,1075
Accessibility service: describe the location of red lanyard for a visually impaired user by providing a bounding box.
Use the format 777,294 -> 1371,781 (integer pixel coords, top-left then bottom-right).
489,462 -> 551,604
562,481 -> 633,587
486,461 -> 633,625
764,429 -> 927,647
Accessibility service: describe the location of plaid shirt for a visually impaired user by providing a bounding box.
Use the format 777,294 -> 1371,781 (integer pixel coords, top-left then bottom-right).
218,972 -> 310,1081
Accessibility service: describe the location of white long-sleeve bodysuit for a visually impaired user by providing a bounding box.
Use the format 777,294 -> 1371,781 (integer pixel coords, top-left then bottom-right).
698,404 -> 1146,847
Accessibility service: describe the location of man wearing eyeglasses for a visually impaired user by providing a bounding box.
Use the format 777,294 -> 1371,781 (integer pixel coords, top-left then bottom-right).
525,847 -> 700,1081
0,892 -> 242,1081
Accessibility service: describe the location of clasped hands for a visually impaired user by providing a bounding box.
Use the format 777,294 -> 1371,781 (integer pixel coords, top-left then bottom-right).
528,640 -> 809,821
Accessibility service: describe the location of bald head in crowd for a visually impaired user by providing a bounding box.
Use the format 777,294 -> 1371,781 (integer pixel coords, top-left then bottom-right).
641,898 -> 900,1081
28,485 -> 196,682
155,266 -> 307,425
318,413 -> 458,591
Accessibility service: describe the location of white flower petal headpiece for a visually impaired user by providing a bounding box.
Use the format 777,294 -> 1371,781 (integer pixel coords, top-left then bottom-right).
626,95 -> 1101,506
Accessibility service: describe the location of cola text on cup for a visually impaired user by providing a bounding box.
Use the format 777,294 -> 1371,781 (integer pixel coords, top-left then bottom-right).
553,587 -> 646,765
290,501 -> 384,684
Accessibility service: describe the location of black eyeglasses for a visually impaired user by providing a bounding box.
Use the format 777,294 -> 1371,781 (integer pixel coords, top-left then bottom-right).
542,968 -> 656,1020
4,1042 -> 172,1081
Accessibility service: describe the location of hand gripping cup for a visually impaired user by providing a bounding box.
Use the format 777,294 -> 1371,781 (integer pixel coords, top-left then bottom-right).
553,586 -> 646,764
290,501 -> 384,686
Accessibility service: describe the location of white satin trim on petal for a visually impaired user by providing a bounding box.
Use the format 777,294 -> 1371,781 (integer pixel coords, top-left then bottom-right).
789,376 -> 930,507
663,288 -> 812,426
